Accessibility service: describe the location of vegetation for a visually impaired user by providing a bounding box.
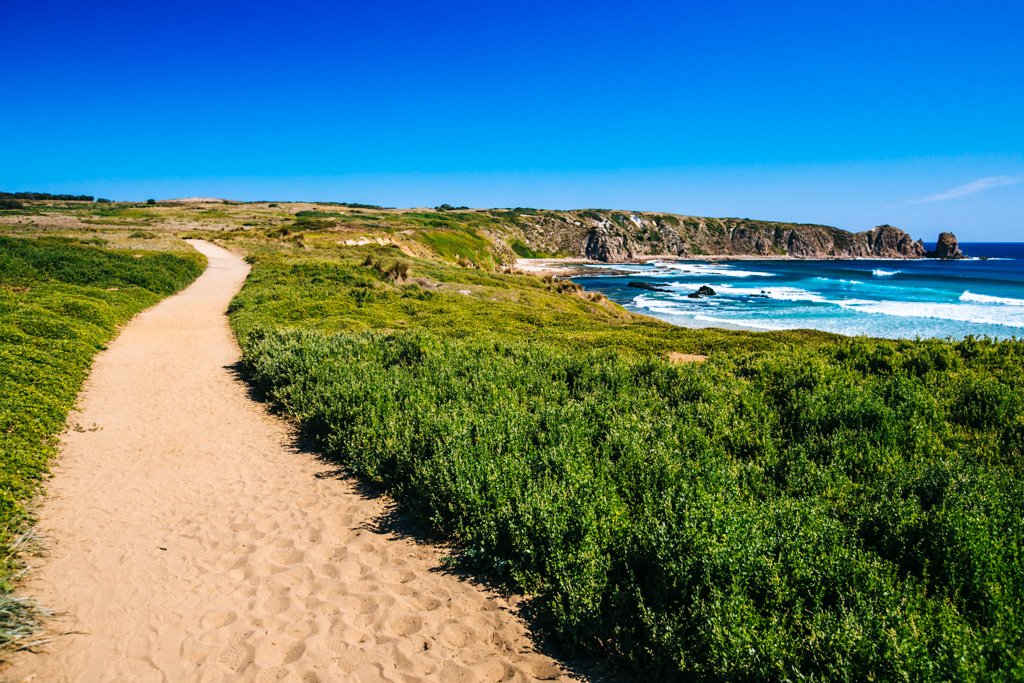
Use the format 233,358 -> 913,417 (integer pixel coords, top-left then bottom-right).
229,244 -> 1024,680
0,195 -> 927,267
1,199 -> 1020,678
228,247 -> 828,356
0,192 -> 95,202
510,239 -> 556,259
0,236 -> 204,645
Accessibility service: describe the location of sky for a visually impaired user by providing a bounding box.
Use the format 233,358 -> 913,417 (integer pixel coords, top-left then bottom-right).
2,0 -> 1022,240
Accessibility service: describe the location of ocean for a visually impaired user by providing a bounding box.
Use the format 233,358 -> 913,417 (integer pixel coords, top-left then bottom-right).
571,243 -> 1024,340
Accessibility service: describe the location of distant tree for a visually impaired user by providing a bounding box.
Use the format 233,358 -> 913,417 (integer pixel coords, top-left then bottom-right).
146,198 -> 156,205
339,202 -> 386,209
0,199 -> 24,209
0,191 -> 94,201
95,198 -> 112,204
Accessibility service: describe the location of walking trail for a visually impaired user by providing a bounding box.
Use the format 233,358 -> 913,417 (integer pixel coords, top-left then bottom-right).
4,241 -> 581,682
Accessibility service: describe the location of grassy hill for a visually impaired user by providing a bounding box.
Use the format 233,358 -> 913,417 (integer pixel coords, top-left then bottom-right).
1,197 -> 926,266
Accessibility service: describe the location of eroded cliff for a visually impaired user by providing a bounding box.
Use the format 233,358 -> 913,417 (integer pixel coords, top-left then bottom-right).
507,209 -> 930,261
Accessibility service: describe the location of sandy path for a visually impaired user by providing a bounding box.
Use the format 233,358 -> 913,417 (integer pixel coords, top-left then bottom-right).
4,241 -> 584,682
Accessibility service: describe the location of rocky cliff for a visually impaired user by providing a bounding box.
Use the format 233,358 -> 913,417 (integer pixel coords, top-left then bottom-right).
508,209 -> 931,261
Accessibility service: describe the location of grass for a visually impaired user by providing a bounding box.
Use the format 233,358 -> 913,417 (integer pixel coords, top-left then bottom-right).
0,236 -> 204,649
229,246 -> 832,357
412,227 -> 499,268
228,242 -> 1024,680
510,239 -> 557,259
0,596 -> 46,650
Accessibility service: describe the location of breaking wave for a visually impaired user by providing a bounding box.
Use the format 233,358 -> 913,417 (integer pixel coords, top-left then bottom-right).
959,291 -> 1024,306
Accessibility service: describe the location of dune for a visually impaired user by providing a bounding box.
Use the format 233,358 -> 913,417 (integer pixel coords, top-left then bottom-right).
3,241 -> 583,682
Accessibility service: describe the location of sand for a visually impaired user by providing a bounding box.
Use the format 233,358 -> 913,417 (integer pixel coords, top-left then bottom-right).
666,353 -> 708,364
3,241 -> 587,682
512,259 -> 596,277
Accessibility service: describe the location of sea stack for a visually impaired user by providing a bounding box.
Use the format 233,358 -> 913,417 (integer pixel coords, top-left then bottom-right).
928,232 -> 966,259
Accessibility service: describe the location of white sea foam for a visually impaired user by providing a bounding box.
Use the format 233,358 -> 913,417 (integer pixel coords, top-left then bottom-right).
872,269 -> 900,277
631,278 -> 1024,333
959,291 -> 1024,306
837,300 -> 1024,328
647,261 -> 775,278
630,295 -> 785,330
583,263 -> 646,273
690,314 -> 781,331
661,282 -> 831,304
814,276 -> 865,285
630,294 -> 686,315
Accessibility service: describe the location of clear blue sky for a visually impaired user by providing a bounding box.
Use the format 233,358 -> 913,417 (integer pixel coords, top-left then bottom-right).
2,1 -> 1022,239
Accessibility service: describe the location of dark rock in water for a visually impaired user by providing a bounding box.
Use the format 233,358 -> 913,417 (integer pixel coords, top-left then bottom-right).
627,281 -> 669,292
927,232 -> 966,259
687,285 -> 717,299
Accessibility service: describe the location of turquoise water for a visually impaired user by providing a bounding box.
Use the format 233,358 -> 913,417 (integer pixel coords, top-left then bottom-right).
572,243 -> 1024,340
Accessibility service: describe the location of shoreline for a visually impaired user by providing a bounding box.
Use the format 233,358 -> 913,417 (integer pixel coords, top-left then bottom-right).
515,253 -> 942,278
546,250 -> 1024,342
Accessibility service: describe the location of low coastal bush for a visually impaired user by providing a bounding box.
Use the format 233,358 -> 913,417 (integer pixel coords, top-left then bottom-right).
238,329 -> 1023,680
232,251 -> 1024,681
0,236 -> 204,640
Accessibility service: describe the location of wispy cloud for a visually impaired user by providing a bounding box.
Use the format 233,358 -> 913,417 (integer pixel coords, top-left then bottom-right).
910,175 -> 1022,204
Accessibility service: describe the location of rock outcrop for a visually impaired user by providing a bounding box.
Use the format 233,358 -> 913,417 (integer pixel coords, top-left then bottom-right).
863,225 -> 927,259
687,285 -> 717,299
627,281 -> 670,292
927,232 -> 965,259
585,226 -> 631,261
505,208 -> 953,263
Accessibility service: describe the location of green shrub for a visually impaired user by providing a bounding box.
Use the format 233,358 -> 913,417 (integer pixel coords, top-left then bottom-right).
237,323 -> 1023,680
229,248 -> 1024,679
510,239 -> 555,259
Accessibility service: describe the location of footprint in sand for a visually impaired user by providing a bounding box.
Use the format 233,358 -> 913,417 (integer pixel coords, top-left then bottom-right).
199,609 -> 238,630
262,594 -> 292,615
328,639 -> 368,674
218,632 -> 256,672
